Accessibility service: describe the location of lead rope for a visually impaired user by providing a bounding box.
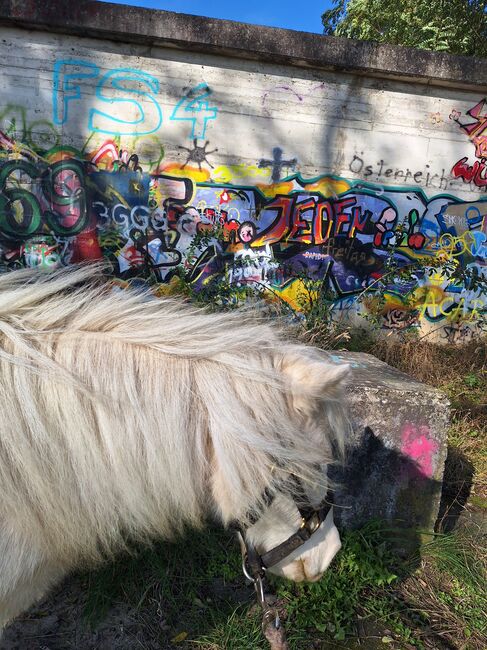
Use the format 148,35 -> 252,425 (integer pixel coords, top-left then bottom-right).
241,542 -> 290,650
232,481 -> 334,649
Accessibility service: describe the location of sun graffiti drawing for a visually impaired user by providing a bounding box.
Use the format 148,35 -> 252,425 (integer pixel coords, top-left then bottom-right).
180,139 -> 218,170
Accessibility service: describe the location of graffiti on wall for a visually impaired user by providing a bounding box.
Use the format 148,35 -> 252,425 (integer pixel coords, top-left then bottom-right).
0,124 -> 485,340
0,55 -> 486,341
450,99 -> 487,189
53,60 -> 218,139
349,155 -> 452,192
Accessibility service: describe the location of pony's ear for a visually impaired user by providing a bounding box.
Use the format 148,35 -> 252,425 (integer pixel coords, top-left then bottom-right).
279,353 -> 350,417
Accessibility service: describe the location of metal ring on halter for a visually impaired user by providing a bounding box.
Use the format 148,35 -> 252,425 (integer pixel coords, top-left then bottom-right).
230,483 -> 335,575
254,574 -> 266,608
241,556 -> 255,583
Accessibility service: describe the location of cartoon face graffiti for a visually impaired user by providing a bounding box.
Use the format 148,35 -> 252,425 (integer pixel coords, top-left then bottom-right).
238,221 -> 257,244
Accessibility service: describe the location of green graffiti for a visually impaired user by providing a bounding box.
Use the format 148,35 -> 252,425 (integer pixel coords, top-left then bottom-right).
0,160 -> 42,237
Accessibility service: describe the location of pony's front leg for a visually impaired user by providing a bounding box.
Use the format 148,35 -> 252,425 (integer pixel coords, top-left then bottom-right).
0,524 -> 68,634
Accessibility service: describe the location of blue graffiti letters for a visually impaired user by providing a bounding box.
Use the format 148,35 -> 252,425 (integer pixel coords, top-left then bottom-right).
170,83 -> 218,140
53,60 -> 217,138
53,59 -> 100,126
90,69 -> 162,136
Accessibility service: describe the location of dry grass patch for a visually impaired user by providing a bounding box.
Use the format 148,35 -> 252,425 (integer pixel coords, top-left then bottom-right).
395,526 -> 487,650
370,337 -> 486,387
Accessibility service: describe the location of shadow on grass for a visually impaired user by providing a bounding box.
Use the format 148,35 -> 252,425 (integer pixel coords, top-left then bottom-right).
436,445 -> 474,533
1,428 -> 475,649
81,527 -> 257,648
80,429 -> 464,649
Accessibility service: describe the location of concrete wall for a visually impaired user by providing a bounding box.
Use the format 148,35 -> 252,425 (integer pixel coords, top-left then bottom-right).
0,0 -> 485,342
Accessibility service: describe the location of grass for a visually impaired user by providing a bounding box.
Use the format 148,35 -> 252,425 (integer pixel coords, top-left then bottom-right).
274,523 -> 400,646
81,523 -> 405,649
394,528 -> 487,649
79,326 -> 486,650
79,519 -> 486,649
82,527 -> 248,645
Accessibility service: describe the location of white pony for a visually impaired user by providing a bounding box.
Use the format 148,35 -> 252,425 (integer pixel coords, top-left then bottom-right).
0,264 -> 349,634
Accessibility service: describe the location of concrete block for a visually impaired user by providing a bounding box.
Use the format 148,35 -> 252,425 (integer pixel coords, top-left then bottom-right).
326,352 -> 449,531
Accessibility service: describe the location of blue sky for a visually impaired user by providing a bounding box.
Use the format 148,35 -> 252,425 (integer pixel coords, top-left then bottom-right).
99,1 -> 334,33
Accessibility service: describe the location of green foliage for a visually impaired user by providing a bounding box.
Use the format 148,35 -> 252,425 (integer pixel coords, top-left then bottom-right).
418,530 -> 486,595
405,530 -> 487,642
322,0 -> 487,57
463,372 -> 480,387
192,607 -> 264,650
81,521 -> 487,648
275,522 -> 400,642
437,580 -> 486,638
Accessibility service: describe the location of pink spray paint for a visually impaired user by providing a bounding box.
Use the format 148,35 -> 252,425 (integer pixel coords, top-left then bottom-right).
401,422 -> 439,479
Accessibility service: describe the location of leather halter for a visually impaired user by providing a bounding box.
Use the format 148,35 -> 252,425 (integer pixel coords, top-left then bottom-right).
229,478 -> 334,636
230,478 -> 334,578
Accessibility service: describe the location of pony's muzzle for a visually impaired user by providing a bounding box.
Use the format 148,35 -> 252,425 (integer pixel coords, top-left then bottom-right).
269,507 -> 342,583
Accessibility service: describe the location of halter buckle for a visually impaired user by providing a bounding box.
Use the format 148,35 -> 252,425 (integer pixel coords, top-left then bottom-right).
306,512 -> 322,534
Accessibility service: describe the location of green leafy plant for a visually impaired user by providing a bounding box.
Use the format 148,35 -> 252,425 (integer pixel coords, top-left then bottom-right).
275,522 -> 400,642
322,0 -> 487,57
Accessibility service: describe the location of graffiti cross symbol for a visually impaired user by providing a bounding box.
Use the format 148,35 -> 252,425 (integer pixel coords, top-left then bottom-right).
258,147 -> 297,182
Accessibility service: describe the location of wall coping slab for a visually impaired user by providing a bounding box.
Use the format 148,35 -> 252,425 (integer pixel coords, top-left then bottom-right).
0,0 -> 485,91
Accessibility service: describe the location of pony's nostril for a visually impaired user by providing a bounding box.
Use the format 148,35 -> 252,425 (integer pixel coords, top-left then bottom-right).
287,560 -> 306,582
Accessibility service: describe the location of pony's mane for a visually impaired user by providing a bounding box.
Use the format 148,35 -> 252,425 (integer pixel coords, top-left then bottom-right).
0,264 -> 346,565
0,263 -> 284,362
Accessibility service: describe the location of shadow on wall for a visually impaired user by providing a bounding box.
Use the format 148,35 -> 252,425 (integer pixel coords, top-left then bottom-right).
330,426 -> 473,545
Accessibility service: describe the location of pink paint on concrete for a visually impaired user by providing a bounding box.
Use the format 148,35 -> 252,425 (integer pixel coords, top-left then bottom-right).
401,422 -> 439,478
